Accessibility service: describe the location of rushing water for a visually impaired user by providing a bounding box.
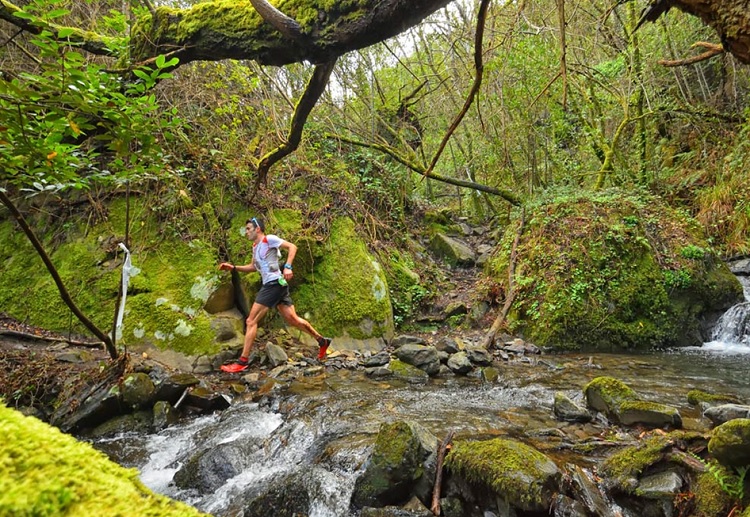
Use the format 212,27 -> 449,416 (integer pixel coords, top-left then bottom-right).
90,277 -> 750,517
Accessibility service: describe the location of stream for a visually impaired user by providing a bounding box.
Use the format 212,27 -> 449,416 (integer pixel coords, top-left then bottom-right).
90,276 -> 750,517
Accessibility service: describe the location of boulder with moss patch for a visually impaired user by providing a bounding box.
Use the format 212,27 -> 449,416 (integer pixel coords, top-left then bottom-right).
0,403 -> 206,516
485,190 -> 743,351
708,418 -> 750,467
351,421 -> 438,508
445,438 -> 560,512
583,376 -> 639,420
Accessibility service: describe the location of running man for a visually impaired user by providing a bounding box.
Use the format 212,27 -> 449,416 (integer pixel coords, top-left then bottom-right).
218,217 -> 331,372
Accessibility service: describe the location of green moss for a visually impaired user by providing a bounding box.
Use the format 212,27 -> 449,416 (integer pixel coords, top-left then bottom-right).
485,188 -> 741,351
687,389 -> 742,406
0,403 -> 206,516
692,470 -> 734,516
445,438 -> 559,511
583,376 -> 639,416
599,434 -> 671,492
294,217 -> 393,339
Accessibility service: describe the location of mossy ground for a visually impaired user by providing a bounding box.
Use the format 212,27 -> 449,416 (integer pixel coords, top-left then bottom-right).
486,188 -> 742,351
0,402 -> 206,516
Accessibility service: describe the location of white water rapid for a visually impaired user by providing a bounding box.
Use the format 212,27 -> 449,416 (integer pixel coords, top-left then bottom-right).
702,275 -> 750,353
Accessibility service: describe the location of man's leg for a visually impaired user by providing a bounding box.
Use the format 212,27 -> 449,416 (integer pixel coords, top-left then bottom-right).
277,304 -> 331,359
242,302 -> 270,359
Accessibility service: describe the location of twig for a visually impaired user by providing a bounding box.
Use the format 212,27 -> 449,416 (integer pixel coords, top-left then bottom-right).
431,430 -> 455,515
658,42 -> 724,67
0,329 -> 103,348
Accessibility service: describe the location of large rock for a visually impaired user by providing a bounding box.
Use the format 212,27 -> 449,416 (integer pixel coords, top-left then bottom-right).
429,233 -> 476,267
703,404 -> 750,426
485,191 -> 744,351
618,401 -> 682,429
394,344 -> 440,376
445,438 -> 560,512
583,377 -> 638,420
708,418 -> 750,467
352,421 -> 438,508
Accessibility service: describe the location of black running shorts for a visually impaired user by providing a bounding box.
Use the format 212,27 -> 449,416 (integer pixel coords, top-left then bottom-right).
255,280 -> 293,308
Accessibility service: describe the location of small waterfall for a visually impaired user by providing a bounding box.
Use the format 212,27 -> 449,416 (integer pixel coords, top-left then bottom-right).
706,275 -> 750,351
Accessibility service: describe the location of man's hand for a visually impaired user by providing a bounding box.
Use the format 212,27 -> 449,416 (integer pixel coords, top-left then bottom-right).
219,262 -> 234,271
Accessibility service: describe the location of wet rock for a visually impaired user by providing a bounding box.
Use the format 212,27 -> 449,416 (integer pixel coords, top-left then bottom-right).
429,233 -> 476,267
728,258 -> 750,275
302,365 -> 324,377
268,364 -> 296,381
265,343 -> 288,367
439,497 -> 464,517
88,410 -> 153,438
153,400 -> 179,430
481,367 -> 499,383
352,421 -> 438,509
551,494 -> 588,517
174,441 -> 254,491
363,351 -> 391,367
360,507 -> 430,517
392,335 -> 426,347
447,352 -> 473,375
184,387 -> 230,412
503,339 -> 526,354
708,418 -> 750,467
636,470 -> 683,498
120,372 -> 156,409
394,344 -> 440,376
335,336 -> 387,354
366,366 -> 394,378
567,465 -> 613,517
553,393 -> 592,423
465,346 -> 492,366
618,401 -> 682,429
238,472 -> 310,517
153,373 -> 200,404
703,404 -> 750,426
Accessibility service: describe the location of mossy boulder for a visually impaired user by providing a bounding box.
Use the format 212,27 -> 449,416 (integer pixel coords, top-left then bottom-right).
486,189 -> 743,351
687,389 -> 742,407
0,402 -> 206,516
618,400 -> 682,428
351,421 -> 438,508
583,376 -> 639,419
445,438 -> 560,512
708,418 -> 750,467
292,217 -> 394,341
599,434 -> 673,494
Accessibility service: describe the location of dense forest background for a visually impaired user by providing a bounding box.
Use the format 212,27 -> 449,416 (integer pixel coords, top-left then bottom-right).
1,0 -> 749,342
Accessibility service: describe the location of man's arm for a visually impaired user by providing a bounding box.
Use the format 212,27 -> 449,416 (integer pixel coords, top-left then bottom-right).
279,240 -> 297,280
219,262 -> 256,273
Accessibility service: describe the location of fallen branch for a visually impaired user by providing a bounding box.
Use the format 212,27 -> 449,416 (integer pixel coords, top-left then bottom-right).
483,209 -> 526,349
0,329 -> 103,348
431,430 -> 455,515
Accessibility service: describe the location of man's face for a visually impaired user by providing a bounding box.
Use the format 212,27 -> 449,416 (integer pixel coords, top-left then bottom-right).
245,223 -> 257,240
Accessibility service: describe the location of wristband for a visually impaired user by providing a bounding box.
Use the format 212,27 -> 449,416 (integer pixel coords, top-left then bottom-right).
284,263 -> 292,270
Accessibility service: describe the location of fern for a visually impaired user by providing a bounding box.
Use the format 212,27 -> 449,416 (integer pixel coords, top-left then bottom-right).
689,452 -> 748,501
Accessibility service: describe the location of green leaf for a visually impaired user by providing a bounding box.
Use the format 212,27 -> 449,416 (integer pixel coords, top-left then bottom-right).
57,27 -> 76,38
46,9 -> 70,19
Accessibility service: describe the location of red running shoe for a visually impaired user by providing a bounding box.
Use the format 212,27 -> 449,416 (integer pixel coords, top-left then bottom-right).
221,361 -> 248,373
317,337 -> 332,360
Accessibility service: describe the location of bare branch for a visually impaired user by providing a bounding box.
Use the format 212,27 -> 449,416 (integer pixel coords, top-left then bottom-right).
657,41 -> 725,67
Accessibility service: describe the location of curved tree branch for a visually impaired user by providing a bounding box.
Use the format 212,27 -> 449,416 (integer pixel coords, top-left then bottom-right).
254,59 -> 337,187
330,134 -> 522,206
423,0 -> 491,178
